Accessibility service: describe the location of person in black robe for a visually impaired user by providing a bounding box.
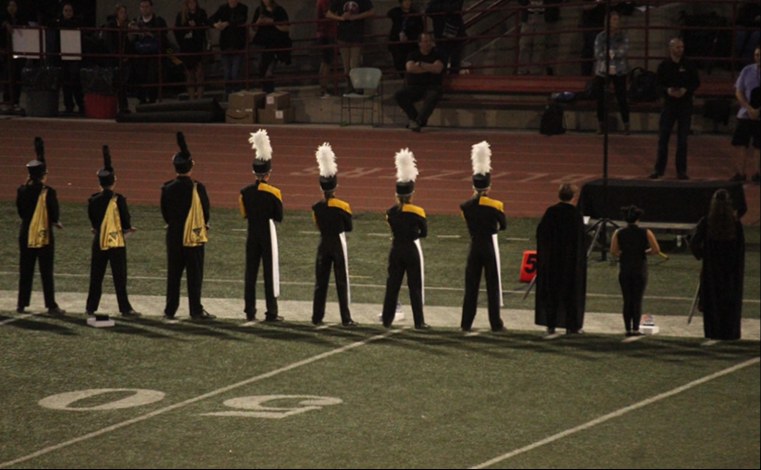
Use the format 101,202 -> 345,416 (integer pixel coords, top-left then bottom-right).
690,189 -> 745,340
535,183 -> 587,335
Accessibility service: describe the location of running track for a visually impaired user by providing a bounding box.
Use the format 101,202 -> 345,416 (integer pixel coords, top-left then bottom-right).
0,118 -> 758,223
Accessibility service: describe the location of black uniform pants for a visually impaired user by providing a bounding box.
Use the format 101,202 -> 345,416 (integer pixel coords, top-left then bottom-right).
86,243 -> 132,314
165,242 -> 205,317
382,242 -> 424,327
312,238 -> 351,324
245,237 -> 278,319
17,242 -> 57,310
619,268 -> 647,332
461,238 -> 504,331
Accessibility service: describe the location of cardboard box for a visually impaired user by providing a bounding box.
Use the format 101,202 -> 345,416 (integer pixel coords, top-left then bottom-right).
225,108 -> 257,124
265,91 -> 290,110
258,106 -> 293,124
228,91 -> 266,112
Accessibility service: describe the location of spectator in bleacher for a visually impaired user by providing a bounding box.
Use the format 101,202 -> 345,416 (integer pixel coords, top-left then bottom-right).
326,0 -> 374,94
130,0 -> 168,104
1,0 -> 27,110
730,45 -> 760,183
650,37 -> 700,181
735,1 -> 760,64
593,9 -> 629,135
394,32 -> 444,132
175,0 -> 208,101
209,0 -> 248,96
516,0 -> 546,75
251,0 -> 291,93
56,2 -> 85,114
102,4 -> 131,113
315,0 -> 337,97
387,0 -> 424,78
425,0 -> 464,74
534,184 -> 586,337
610,205 -> 661,337
690,189 -> 745,341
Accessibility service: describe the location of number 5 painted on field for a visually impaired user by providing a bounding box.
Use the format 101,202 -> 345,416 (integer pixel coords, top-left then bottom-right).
201,395 -> 343,419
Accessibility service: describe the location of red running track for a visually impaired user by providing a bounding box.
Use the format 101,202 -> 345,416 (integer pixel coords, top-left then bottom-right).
0,119 -> 758,223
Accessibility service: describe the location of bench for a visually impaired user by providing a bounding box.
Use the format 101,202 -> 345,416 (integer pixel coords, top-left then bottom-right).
438,74 -> 736,112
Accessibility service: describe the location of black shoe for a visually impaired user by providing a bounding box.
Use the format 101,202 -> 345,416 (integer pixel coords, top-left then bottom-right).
48,307 -> 66,316
677,173 -> 689,180
86,310 -> 95,316
649,172 -> 661,180
264,315 -> 284,323
121,309 -> 141,318
415,323 -> 431,330
163,314 -> 177,322
342,320 -> 358,327
492,326 -> 508,333
546,327 -> 556,335
312,319 -> 324,326
461,326 -> 472,332
190,310 -> 216,321
16,306 -> 25,313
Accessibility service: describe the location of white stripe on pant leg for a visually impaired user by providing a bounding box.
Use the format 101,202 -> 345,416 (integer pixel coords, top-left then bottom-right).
269,220 -> 280,298
339,232 -> 351,305
414,239 -> 425,305
492,234 -> 503,307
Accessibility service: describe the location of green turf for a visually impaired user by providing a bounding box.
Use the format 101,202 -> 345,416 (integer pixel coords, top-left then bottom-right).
0,315 -> 758,468
0,202 -> 758,318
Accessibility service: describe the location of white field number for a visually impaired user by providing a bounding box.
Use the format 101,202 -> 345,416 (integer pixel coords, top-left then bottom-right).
38,389 -> 341,419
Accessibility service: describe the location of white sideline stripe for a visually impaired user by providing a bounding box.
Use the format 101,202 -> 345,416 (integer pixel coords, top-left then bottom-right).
471,357 -> 761,469
4,271 -> 749,302
0,329 -> 401,469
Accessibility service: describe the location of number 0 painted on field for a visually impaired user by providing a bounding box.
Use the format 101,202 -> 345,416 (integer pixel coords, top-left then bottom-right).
38,389 -> 166,411
202,395 -> 343,419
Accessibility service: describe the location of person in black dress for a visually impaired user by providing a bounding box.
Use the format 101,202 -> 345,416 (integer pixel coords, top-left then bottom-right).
175,0 -> 208,100
460,141 -> 507,333
240,129 -> 283,322
311,143 -> 356,327
610,205 -> 661,336
381,148 -> 429,329
16,137 -> 65,315
85,145 -> 139,318
690,189 -> 745,341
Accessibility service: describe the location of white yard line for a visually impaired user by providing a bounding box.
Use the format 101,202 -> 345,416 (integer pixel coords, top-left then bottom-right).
471,357 -> 761,469
0,329 -> 401,469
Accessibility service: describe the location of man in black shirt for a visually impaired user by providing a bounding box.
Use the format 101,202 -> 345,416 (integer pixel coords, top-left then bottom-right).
650,37 -> 700,180
394,32 -> 445,132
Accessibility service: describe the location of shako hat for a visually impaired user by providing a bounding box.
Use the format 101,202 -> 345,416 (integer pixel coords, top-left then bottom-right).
249,129 -> 273,176
26,137 -> 47,179
97,145 -> 115,187
394,148 -> 418,197
315,142 -> 338,191
172,131 -> 193,174
471,141 -> 492,190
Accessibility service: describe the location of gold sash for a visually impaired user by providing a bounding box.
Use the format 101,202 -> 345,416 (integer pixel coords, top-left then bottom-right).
183,183 -> 208,247
27,188 -> 49,248
99,196 -> 125,250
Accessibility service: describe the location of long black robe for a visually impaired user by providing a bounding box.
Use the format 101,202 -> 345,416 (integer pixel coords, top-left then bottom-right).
690,218 -> 745,340
534,202 -> 587,330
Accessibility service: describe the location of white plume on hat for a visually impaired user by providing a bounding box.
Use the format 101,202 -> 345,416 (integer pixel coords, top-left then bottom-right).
471,141 -> 491,176
249,129 -> 273,162
315,142 -> 337,178
394,148 -> 418,183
